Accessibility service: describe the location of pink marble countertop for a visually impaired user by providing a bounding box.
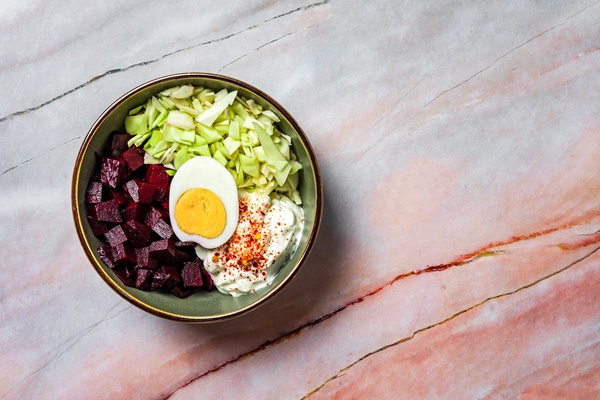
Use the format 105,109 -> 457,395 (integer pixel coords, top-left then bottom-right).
2,1 -> 599,398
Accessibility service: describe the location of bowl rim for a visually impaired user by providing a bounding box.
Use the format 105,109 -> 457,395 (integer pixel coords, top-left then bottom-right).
71,72 -> 323,323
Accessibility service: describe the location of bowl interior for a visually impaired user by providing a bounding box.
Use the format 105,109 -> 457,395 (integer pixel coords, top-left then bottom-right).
73,74 -> 321,322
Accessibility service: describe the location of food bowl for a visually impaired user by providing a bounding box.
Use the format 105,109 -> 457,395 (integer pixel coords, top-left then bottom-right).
71,72 -> 322,322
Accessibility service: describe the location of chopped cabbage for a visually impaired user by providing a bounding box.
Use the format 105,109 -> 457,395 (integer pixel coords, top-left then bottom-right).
124,85 -> 302,203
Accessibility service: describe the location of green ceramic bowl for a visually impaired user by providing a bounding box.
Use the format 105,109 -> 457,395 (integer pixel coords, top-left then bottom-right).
72,73 -> 322,322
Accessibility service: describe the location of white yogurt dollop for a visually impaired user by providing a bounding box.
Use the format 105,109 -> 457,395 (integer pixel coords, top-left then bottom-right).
202,192 -> 304,296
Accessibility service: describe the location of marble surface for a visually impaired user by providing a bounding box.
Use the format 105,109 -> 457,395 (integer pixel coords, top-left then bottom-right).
2,0 -> 600,398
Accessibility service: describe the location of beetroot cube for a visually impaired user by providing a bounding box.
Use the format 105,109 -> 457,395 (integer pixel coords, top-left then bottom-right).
100,158 -> 130,189
85,181 -> 103,204
114,266 -> 136,287
174,240 -> 195,248
111,133 -> 130,156
154,187 -> 167,202
170,285 -> 194,298
124,179 -> 157,204
201,268 -> 214,292
110,189 -> 129,208
145,165 -> 170,202
105,225 -> 128,247
135,247 -> 158,270
87,216 -> 109,236
151,219 -> 173,239
175,241 -> 196,252
135,269 -> 154,290
182,261 -> 203,288
112,243 -> 137,266
122,220 -> 151,247
144,206 -> 168,227
97,245 -> 115,268
119,146 -> 145,172
161,199 -> 169,212
92,199 -> 122,223
145,164 -> 170,188
152,265 -> 180,289
121,200 -> 148,222
173,250 -> 194,263
149,239 -> 175,261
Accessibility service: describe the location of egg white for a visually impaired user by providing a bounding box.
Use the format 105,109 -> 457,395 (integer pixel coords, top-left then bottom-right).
169,156 -> 239,249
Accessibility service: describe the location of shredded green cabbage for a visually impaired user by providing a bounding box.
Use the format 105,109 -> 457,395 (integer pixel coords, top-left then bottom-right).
123,85 -> 302,204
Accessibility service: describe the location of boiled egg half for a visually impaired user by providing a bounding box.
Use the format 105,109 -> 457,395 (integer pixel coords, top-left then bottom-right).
169,156 -> 239,249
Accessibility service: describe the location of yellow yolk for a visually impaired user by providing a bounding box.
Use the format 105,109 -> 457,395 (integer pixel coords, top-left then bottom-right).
174,188 -> 227,238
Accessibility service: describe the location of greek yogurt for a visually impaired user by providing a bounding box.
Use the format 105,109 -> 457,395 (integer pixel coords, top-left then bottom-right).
200,192 -> 304,296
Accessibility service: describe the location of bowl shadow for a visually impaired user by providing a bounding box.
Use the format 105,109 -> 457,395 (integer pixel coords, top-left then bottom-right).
172,169 -> 349,364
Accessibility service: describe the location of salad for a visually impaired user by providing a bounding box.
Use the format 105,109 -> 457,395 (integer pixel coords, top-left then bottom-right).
86,83 -> 305,298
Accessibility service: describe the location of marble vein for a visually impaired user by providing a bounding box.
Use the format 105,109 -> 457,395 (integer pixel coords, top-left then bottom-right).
3,0 -> 599,397
0,1 -> 145,73
350,0 -> 599,167
264,0 -> 329,23
218,27 -> 313,72
0,22 -> 312,178
0,0 -> 330,125
164,224 -> 599,399
425,0 -> 600,108
0,302 -> 131,399
304,245 -> 600,399
0,31 -> 252,124
371,27 -> 482,131
0,135 -> 81,177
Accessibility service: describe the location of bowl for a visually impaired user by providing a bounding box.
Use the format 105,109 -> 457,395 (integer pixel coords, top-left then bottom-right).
71,72 -> 322,322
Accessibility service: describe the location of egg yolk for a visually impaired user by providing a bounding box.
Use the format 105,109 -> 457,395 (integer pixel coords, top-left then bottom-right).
174,188 -> 227,238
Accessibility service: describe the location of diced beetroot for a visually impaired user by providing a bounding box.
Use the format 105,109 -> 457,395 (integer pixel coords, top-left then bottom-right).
111,133 -> 130,156
174,240 -> 195,248
145,164 -> 170,188
175,240 -> 196,252
110,189 -> 129,208
85,131 -> 205,299
100,158 -> 130,189
114,266 -> 136,287
135,247 -> 159,270
145,165 -> 170,202
149,239 -> 175,261
200,267 -> 214,292
121,200 -> 148,222
112,243 -> 137,266
151,219 -> 173,239
85,181 -> 103,204
92,199 -> 122,223
181,261 -> 203,288
87,216 -> 109,236
173,250 -> 194,264
119,146 -> 145,172
170,285 -> 194,298
144,206 -> 168,227
105,225 -> 128,247
135,269 -> 154,290
161,199 -> 170,212
152,265 -> 180,289
122,220 -> 151,247
153,187 -> 167,202
97,245 -> 115,268
145,206 -> 172,240
124,179 -> 157,204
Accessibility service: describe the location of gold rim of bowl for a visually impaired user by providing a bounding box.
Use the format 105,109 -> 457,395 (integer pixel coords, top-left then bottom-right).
71,72 -> 323,322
